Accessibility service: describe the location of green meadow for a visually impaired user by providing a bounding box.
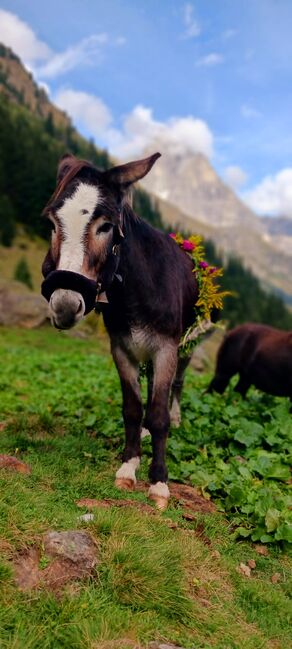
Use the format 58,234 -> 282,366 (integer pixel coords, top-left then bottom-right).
0,326 -> 291,649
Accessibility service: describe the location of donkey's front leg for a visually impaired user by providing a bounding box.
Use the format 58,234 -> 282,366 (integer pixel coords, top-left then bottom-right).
144,343 -> 178,510
112,344 -> 143,491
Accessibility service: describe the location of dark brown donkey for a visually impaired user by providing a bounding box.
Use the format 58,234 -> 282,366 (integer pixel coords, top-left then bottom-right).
41,152 -> 198,509
208,323 -> 292,404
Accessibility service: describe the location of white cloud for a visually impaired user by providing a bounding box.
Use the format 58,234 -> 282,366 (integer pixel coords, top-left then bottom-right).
54,89 -> 112,135
244,169 -> 292,217
196,53 -> 224,67
241,103 -> 261,118
0,9 -> 123,79
182,3 -> 201,39
0,9 -> 51,63
53,90 -> 214,159
224,166 -> 248,190
37,34 -> 108,78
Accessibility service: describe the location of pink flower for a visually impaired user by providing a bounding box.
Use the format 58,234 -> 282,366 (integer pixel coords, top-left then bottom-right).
169,233 -> 177,239
182,240 -> 195,251
199,261 -> 209,269
209,266 -> 217,274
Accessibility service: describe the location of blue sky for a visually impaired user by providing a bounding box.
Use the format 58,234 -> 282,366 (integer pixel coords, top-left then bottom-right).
1,0 -> 292,217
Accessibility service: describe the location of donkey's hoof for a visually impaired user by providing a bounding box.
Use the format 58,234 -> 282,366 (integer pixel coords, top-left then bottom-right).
115,477 -> 135,491
148,482 -> 170,511
149,494 -> 169,510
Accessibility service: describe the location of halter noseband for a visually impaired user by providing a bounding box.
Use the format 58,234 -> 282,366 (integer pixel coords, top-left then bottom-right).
41,228 -> 122,315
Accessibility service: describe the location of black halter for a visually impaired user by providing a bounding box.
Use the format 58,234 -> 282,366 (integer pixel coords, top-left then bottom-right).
41,239 -> 122,315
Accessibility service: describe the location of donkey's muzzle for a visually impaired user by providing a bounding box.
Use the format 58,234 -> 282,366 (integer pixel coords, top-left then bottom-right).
41,270 -> 97,315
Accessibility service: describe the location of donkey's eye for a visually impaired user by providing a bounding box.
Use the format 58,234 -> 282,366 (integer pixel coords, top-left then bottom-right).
96,222 -> 113,235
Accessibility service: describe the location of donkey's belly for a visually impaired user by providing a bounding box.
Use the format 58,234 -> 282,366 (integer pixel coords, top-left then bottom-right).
126,326 -> 162,362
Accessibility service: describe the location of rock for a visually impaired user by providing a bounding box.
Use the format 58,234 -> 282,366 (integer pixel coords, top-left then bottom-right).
0,279 -> 48,328
78,513 -> 95,522
43,531 -> 97,570
14,530 -> 99,592
0,454 -> 31,474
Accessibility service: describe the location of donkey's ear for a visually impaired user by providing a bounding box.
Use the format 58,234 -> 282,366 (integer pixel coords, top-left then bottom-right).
57,153 -> 77,184
104,152 -> 161,188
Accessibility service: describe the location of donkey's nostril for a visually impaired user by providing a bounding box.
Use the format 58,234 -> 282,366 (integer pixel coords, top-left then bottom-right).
76,299 -> 83,315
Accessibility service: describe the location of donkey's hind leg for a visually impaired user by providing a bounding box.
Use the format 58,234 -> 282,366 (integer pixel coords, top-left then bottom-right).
234,374 -> 250,398
144,342 -> 178,510
112,344 -> 143,491
170,354 -> 192,428
207,372 -> 232,394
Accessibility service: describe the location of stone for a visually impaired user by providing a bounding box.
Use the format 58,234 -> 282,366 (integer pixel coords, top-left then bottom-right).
14,530 -> 99,592
0,279 -> 48,328
43,530 -> 97,570
78,512 -> 95,522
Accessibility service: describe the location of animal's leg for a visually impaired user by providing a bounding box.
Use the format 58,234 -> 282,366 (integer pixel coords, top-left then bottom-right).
234,374 -> 250,398
207,373 -> 232,394
169,354 -> 192,427
141,363 -> 153,440
112,344 -> 143,490
144,342 -> 178,510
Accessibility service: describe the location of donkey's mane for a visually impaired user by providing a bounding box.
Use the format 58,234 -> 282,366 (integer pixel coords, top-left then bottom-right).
43,159 -> 94,214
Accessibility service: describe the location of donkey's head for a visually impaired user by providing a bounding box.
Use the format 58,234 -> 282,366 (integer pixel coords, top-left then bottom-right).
41,152 -> 160,329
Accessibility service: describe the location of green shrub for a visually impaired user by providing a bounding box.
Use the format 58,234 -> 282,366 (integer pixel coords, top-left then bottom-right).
13,257 -> 33,289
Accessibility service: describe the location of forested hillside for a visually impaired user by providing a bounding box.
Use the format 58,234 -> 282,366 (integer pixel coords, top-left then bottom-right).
0,93 -> 291,329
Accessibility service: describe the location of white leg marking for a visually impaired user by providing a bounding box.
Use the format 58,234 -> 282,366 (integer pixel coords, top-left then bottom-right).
141,427 -> 151,439
148,482 -> 170,499
170,396 -> 181,428
148,482 -> 170,510
115,456 -> 140,485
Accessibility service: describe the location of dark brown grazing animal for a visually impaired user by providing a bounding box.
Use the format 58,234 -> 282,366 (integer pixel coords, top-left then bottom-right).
208,323 -> 292,403
41,152 -> 201,510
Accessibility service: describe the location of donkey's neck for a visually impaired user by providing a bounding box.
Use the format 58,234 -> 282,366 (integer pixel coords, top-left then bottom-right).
103,206 -> 197,339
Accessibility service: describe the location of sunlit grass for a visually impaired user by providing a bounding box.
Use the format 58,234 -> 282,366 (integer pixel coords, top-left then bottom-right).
0,327 -> 291,649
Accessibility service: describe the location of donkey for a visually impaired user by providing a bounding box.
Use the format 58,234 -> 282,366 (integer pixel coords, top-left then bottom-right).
41,152 -> 198,509
208,322 -> 292,403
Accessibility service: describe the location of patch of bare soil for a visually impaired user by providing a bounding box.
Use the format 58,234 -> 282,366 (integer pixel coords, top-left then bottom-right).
0,454 -> 31,474
168,482 -> 216,514
76,482 -> 215,535
76,497 -> 154,514
13,530 -> 98,593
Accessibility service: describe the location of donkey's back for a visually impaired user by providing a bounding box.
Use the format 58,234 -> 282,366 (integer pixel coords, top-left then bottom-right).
209,323 -> 292,399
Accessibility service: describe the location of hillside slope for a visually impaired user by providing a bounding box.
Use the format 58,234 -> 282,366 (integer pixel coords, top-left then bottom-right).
141,143 -> 292,298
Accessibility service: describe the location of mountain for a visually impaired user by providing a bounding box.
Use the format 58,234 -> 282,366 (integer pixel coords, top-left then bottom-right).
261,215 -> 292,257
141,142 -> 292,299
0,44 -> 68,129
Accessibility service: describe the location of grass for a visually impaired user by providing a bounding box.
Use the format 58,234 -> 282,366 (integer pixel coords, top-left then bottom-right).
0,326 -> 291,649
0,232 -> 46,292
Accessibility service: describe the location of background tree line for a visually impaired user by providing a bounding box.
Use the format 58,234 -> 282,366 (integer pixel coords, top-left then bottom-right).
0,95 -> 291,329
